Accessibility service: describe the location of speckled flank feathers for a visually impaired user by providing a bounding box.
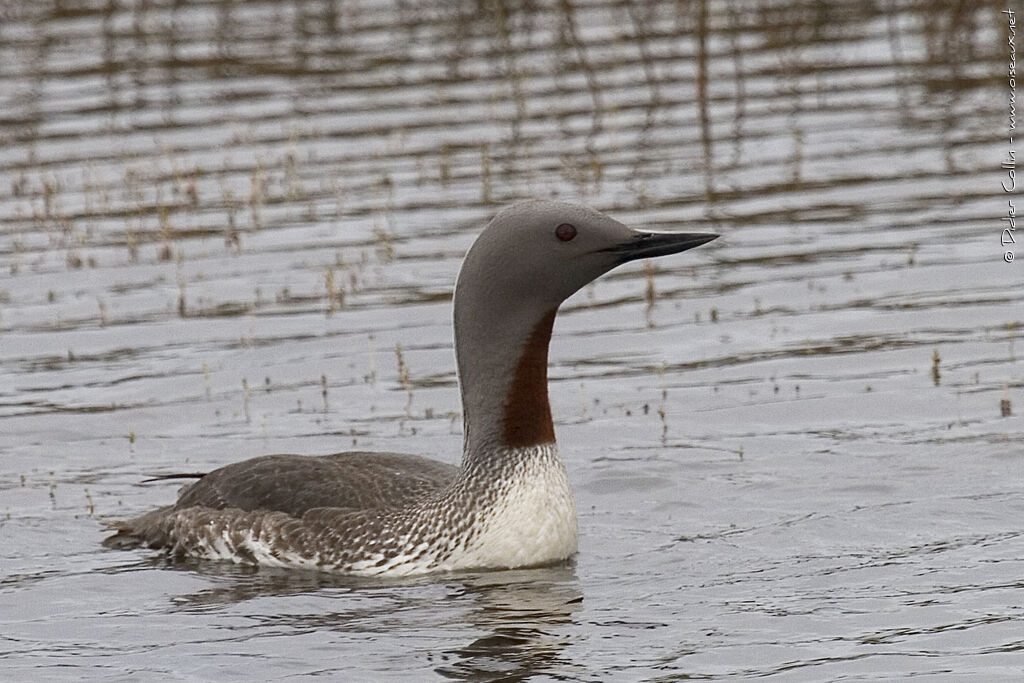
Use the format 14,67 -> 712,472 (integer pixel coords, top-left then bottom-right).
106,446 -> 576,576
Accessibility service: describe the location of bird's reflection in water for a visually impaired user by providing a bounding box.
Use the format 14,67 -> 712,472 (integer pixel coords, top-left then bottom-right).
114,557 -> 583,679
433,565 -> 583,681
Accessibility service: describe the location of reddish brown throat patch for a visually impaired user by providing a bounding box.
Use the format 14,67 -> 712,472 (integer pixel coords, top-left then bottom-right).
501,309 -> 557,448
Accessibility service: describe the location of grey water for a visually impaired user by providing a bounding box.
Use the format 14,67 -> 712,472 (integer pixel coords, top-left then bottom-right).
1,0 -> 1022,679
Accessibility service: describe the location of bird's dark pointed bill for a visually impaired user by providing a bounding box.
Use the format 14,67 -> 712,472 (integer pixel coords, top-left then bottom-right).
603,231 -> 719,263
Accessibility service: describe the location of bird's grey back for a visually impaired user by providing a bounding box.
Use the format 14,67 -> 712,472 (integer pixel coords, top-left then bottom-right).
174,451 -> 458,516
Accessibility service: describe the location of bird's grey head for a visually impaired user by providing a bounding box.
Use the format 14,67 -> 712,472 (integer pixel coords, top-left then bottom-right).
456,200 -> 718,311
452,200 -> 717,456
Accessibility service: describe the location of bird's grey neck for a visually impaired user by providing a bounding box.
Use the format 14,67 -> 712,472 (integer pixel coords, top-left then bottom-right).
453,296 -> 557,467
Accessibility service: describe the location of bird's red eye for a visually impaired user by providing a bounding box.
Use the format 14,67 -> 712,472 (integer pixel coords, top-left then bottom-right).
555,223 -> 577,241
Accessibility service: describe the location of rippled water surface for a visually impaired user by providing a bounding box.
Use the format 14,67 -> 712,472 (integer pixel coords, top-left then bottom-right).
2,0 -> 1023,679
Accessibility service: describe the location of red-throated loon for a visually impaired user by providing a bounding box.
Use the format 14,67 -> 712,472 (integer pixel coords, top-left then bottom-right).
103,200 -> 717,575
